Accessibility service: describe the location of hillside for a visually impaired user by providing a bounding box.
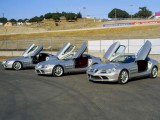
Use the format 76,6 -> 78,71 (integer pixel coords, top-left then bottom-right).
0,19 -> 160,40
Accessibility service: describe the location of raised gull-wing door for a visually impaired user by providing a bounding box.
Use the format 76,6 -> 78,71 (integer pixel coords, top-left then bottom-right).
103,42 -> 126,61
23,44 -> 43,57
56,43 -> 75,59
135,40 -> 151,61
23,44 -> 35,57
73,42 -> 87,59
29,44 -> 43,57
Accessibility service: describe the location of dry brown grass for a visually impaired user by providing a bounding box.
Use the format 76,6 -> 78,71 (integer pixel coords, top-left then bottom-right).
0,24 -> 160,40
0,56 -> 14,60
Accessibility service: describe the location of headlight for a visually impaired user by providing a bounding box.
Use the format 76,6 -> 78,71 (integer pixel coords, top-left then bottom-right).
101,68 -> 116,74
89,68 -> 98,73
41,64 -> 52,68
6,61 -> 14,64
2,61 -> 6,64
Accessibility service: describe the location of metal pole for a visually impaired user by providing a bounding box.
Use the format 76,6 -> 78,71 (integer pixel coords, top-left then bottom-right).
115,9 -> 116,20
130,5 -> 133,20
2,13 -> 4,25
128,39 -> 129,53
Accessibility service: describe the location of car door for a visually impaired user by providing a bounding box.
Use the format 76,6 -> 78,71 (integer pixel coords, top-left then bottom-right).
72,42 -> 87,59
56,43 -> 75,59
72,42 -> 87,71
135,40 -> 151,61
23,44 -> 35,57
30,44 -> 43,57
23,44 -> 43,57
135,40 -> 152,76
103,42 -> 126,61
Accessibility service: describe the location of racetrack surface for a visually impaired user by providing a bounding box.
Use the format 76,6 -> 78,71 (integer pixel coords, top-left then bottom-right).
0,64 -> 160,120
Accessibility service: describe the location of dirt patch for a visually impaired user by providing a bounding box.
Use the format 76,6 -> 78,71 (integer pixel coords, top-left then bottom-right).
0,56 -> 15,61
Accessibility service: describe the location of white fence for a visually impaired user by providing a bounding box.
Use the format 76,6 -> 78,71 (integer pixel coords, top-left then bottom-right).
88,39 -> 160,54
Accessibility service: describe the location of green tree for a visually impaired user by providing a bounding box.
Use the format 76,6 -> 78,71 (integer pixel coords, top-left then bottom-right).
24,18 -> 29,22
134,7 -> 152,18
65,13 -> 77,21
77,12 -> 82,18
108,8 -> 129,18
17,19 -> 24,22
39,15 -> 44,21
52,14 -> 60,22
44,13 -> 53,19
0,17 -> 8,23
29,16 -> 42,22
9,19 -> 17,23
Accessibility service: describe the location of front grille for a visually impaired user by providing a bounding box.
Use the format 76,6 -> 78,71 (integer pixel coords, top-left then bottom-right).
36,70 -> 40,74
89,75 -> 101,80
101,76 -> 108,79
41,70 -> 45,74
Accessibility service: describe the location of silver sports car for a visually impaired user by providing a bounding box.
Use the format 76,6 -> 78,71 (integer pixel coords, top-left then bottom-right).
1,42 -> 76,70
2,44 -> 55,70
87,40 -> 158,84
35,42 -> 101,76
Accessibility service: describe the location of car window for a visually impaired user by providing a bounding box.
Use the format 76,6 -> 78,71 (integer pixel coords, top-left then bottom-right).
28,46 -> 38,54
114,45 -> 126,56
63,45 -> 75,55
63,54 -> 74,59
112,55 -> 135,63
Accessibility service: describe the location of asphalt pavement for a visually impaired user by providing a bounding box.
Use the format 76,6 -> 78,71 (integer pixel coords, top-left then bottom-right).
0,64 -> 160,120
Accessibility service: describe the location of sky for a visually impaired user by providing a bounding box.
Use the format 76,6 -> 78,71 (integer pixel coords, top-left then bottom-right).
0,0 -> 160,20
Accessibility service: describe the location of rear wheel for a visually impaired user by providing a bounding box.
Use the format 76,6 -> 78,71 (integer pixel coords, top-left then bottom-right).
53,66 -> 64,77
118,70 -> 129,84
13,62 -> 22,70
150,66 -> 158,78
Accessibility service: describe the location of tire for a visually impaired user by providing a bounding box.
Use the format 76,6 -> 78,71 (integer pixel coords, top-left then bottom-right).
150,66 -> 158,78
53,65 -> 64,77
118,70 -> 129,84
13,61 -> 22,70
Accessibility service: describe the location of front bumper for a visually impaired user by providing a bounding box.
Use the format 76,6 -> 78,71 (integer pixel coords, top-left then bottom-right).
35,67 -> 53,75
87,71 -> 119,82
2,61 -> 14,69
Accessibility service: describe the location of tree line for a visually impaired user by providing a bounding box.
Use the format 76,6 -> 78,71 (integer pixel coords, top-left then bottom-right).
108,7 -> 152,19
0,12 -> 82,23
0,6 -> 154,24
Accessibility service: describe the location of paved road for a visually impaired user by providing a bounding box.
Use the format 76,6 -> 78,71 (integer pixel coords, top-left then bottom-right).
0,65 -> 160,120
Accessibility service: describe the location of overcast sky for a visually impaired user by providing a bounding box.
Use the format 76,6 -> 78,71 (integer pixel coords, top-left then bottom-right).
0,0 -> 160,20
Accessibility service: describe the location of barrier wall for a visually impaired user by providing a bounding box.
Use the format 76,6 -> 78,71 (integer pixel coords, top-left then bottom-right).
88,39 -> 160,54
103,20 -> 160,28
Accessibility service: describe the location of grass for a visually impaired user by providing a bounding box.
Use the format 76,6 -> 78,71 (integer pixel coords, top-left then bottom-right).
0,24 -> 160,40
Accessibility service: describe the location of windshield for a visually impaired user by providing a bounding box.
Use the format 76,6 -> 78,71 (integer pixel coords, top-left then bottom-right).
112,55 -> 135,63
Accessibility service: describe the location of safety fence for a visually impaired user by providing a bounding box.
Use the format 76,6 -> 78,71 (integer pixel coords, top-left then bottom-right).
0,37 -> 160,55
88,39 -> 160,54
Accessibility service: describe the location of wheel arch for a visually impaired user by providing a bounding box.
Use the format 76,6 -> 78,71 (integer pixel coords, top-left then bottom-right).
152,65 -> 158,70
120,68 -> 130,77
12,61 -> 23,69
53,64 -> 65,73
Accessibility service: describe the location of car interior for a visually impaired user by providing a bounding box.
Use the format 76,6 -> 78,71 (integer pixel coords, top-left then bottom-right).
75,55 -> 88,68
137,59 -> 148,72
32,53 -> 49,64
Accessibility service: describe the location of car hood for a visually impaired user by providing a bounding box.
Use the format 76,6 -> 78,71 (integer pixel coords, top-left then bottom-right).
5,57 -> 25,62
91,62 -> 121,70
